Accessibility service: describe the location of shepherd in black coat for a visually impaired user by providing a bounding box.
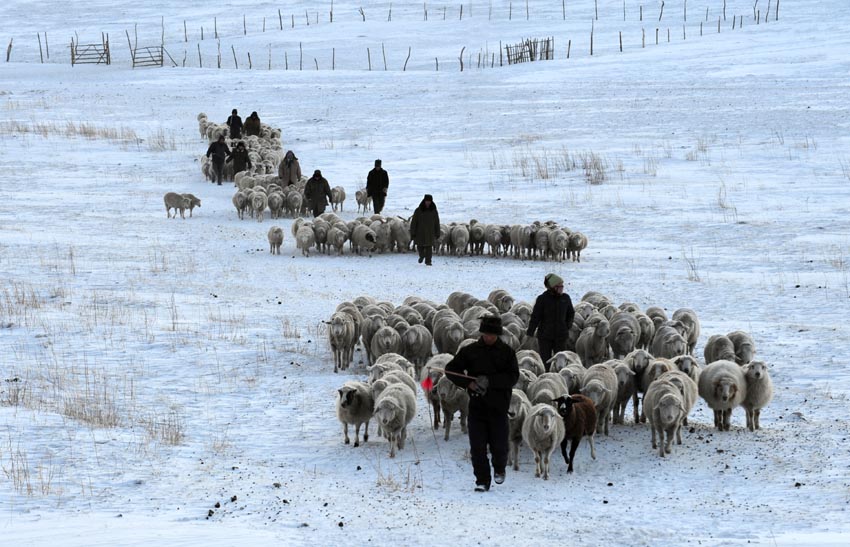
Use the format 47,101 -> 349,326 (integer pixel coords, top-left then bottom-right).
205,136 -> 231,185
228,142 -> 252,175
526,273 -> 575,369
446,316 -> 519,491
409,194 -> 440,265
366,159 -> 389,214
226,109 -> 243,139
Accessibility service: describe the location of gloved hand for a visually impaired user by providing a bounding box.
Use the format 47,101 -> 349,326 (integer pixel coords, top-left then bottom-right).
469,375 -> 489,396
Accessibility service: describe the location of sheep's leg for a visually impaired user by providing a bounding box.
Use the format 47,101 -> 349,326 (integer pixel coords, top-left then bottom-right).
745,408 -> 754,431
542,452 -> 551,480
567,437 -> 581,473
651,421 -> 658,449
713,409 -> 722,429
632,393 -> 640,423
388,435 -> 397,458
534,452 -> 542,478
398,426 -> 407,449
343,423 -> 350,445
675,421 -> 683,445
353,423 -> 361,447
431,399 -> 441,429
510,441 -> 520,471
664,427 -> 673,454
587,433 -> 596,460
443,412 -> 451,441
460,410 -> 468,434
754,409 -> 761,430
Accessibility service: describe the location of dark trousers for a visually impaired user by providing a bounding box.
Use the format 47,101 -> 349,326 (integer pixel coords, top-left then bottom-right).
538,337 -> 567,371
467,408 -> 509,487
372,194 -> 386,214
212,159 -> 225,184
312,203 -> 326,218
417,245 -> 433,265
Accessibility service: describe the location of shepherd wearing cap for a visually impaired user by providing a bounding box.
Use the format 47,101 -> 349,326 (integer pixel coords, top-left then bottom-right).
446,315 -> 519,492
304,169 -> 332,217
226,109 -> 242,139
409,194 -> 440,266
527,273 -> 575,369
366,159 -> 389,214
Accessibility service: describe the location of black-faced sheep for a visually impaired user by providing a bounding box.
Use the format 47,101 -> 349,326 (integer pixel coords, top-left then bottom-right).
522,403 -> 566,480
741,360 -> 773,431
698,359 -> 747,431
553,394 -> 597,473
336,381 -> 374,447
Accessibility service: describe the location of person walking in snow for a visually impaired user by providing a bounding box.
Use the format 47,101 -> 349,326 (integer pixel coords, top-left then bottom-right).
526,273 -> 575,370
226,109 -> 243,139
304,169 -> 333,217
366,159 -> 389,214
409,194 -> 440,266
205,135 -> 231,185
446,315 -> 519,492
228,141 -> 252,175
244,111 -> 261,137
278,150 -> 302,186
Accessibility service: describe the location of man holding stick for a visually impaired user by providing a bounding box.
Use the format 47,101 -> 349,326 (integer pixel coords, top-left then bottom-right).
445,315 -> 519,492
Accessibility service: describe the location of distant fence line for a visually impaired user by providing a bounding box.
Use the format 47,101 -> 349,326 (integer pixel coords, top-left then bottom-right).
6,3 -> 781,70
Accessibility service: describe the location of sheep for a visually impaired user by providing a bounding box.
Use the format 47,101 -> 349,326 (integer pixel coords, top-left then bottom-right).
180,193 -> 202,217
704,334 -> 737,365
545,350 -> 583,373
624,348 -> 653,422
507,389 -> 532,471
657,369 -> 699,426
312,219 -> 331,254
487,289 -> 515,314
728,330 -> 757,365
638,358 -> 676,422
435,376 -> 470,441
580,363 -> 618,436
509,301 -> 533,325
296,225 -> 316,257
552,394 -> 597,473
355,188 -> 372,213
576,314 -> 611,366
326,226 -> 348,256
373,383 -> 417,458
401,324 -> 433,374
267,191 -> 285,219
468,221 -> 486,255
232,190 -> 249,220
557,363 -> 587,395
611,361 -> 637,425
607,312 -> 641,359
370,369 -> 417,404
567,231 -> 588,262
336,381 -> 374,447
650,325 -> 688,359
548,229 -> 569,262
327,312 -> 357,373
267,226 -> 284,255
484,224 -> 504,257
526,373 -> 569,407
514,368 -> 538,394
331,186 -> 346,212
645,306 -> 668,331
351,224 -> 378,256
522,403 -> 566,480
433,317 -> 466,355
634,312 -> 655,350
671,308 -> 701,355
251,191 -> 268,222
741,360 -> 773,431
644,380 -> 686,457
698,359 -> 747,431
285,191 -> 303,217
672,354 -> 702,385
370,326 -> 403,364
421,353 -> 453,430
516,349 -> 546,377
163,192 -> 191,219
449,224 -> 470,256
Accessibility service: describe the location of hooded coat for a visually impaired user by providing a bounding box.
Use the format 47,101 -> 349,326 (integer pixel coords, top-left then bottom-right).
229,145 -> 252,174
244,113 -> 261,137
409,198 -> 440,247
226,114 -> 243,139
278,152 -> 302,185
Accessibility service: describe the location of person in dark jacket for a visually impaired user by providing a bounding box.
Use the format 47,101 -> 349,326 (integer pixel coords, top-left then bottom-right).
278,150 -> 302,185
228,141 -> 252,175
526,273 -> 575,369
226,109 -> 243,139
409,194 -> 440,266
244,111 -> 261,137
304,169 -> 333,217
205,135 -> 231,185
366,159 -> 389,214
446,315 -> 520,492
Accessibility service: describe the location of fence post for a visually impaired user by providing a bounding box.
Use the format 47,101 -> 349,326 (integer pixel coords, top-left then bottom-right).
232,45 -> 238,69
184,21 -> 187,42
279,9 -> 283,30
382,42 -> 387,70
45,31 -> 49,59
5,38 -> 12,62
459,46 -> 465,71
70,38 -> 74,66
38,33 -> 44,63
403,47 -> 411,71
299,42 -> 303,70
198,43 -> 202,67
367,47 -> 371,70
332,48 -> 335,70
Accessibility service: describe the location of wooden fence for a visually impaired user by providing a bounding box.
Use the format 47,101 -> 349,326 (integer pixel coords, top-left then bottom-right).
505,37 -> 554,65
70,36 -> 110,65
132,45 -> 163,67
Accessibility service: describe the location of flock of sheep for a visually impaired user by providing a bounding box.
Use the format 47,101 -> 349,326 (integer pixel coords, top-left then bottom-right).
197,112 -> 285,181
333,289 -> 774,477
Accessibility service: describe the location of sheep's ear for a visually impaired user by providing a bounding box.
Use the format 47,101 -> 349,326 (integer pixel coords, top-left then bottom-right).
545,355 -> 556,364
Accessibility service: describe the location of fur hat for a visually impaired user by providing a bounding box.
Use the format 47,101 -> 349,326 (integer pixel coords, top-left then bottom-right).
423,194 -> 433,201
313,169 -> 322,177
375,159 -> 382,167
545,273 -> 564,289
478,315 -> 503,335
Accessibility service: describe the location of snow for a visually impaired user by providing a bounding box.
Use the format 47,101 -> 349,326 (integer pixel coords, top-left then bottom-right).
1,0 -> 849,544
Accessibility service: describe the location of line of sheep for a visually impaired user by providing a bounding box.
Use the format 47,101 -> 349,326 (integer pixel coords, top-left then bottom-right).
197,112 -> 284,183
333,289 -> 774,472
233,174 -> 347,222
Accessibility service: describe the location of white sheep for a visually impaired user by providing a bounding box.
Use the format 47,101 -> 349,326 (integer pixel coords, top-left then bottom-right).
370,326 -> 403,362
331,186 -> 346,212
728,330 -> 757,365
546,350 -> 583,373
657,369 -> 698,426
487,289 -> 515,314
180,193 -> 202,217
251,191 -> 268,222
704,334 -> 737,365
638,358 -> 676,422
650,325 -> 687,359
296,225 -> 316,257
522,403 -> 566,480
507,389 -> 532,471
327,311 -> 357,373
163,192 -> 191,219
607,312 -> 640,359
267,226 -> 284,255
516,349 -> 546,376
514,368 -> 538,394
698,359 -> 747,431
567,231 -> 588,262
336,381 -> 374,447
373,383 -> 417,458
526,373 -> 569,407
576,315 -> 611,366
401,324 -> 433,375
435,376 -> 469,441
351,224 -> 378,256
624,348 -> 653,422
644,380 -> 686,457
557,363 -> 587,396
671,308 -> 701,355
611,361 -> 637,425
741,360 -> 773,431
370,370 -> 417,405
580,363 -> 618,436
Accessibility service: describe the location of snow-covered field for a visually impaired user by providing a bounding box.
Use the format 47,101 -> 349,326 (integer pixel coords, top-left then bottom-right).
1,1 -> 849,545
